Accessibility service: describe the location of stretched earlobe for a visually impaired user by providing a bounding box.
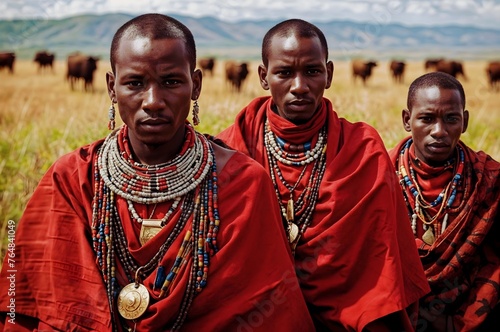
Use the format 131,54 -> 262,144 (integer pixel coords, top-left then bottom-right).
108,101 -> 116,130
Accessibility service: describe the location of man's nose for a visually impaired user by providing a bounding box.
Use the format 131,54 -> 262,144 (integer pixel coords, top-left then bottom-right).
290,75 -> 309,94
143,84 -> 166,111
431,120 -> 447,138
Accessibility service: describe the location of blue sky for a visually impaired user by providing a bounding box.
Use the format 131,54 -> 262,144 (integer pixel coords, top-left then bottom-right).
2,0 -> 500,29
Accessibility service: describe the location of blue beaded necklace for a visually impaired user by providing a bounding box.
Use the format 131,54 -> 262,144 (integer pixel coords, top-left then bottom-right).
91,126 -> 221,329
396,138 -> 465,245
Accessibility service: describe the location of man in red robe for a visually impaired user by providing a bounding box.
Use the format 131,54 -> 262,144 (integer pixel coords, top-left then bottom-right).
0,14 -> 314,331
217,19 -> 430,331
389,71 -> 500,331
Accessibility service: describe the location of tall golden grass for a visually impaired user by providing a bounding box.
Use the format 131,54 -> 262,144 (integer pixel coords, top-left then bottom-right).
1,58 -> 499,259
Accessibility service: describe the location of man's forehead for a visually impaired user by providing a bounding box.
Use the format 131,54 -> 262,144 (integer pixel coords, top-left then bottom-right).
268,35 -> 325,59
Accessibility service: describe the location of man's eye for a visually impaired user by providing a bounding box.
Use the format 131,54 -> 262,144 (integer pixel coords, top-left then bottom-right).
127,81 -> 143,87
163,79 -> 180,85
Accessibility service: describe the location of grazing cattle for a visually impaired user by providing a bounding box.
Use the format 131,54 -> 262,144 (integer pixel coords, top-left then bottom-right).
225,61 -> 249,92
389,60 -> 406,84
424,58 -> 443,71
352,60 -> 377,85
34,50 -> 55,73
198,57 -> 215,76
435,60 -> 467,80
0,52 -> 15,74
66,53 -> 99,92
486,61 -> 500,91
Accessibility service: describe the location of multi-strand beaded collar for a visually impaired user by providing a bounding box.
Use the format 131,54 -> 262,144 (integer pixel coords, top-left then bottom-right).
91,124 -> 220,330
396,138 -> 468,245
264,118 -> 327,253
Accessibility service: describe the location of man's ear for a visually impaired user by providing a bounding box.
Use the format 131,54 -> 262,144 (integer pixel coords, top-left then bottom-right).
258,64 -> 269,90
325,61 -> 334,89
191,68 -> 203,100
402,109 -> 411,132
462,110 -> 469,133
106,71 -> 116,102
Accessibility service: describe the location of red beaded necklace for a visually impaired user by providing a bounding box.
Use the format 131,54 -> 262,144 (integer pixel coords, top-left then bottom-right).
91,124 -> 220,329
396,139 -> 469,245
264,119 -> 327,253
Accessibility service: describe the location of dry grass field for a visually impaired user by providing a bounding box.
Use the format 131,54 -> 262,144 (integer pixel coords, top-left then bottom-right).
0,58 -> 499,258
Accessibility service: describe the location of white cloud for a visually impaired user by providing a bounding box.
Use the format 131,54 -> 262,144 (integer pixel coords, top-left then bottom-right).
2,0 -> 500,29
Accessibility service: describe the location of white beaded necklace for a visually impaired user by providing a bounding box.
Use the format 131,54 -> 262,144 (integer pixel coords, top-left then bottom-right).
264,121 -> 326,166
98,127 -> 213,204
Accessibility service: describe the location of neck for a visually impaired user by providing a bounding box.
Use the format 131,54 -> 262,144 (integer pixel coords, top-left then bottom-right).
129,126 -> 186,165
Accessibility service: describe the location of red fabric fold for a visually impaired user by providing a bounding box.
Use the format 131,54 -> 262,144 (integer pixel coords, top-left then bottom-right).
218,96 -> 430,331
0,137 -> 314,331
389,137 -> 500,331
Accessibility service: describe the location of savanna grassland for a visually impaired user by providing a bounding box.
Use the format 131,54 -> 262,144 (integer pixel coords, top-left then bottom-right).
0,58 -> 499,259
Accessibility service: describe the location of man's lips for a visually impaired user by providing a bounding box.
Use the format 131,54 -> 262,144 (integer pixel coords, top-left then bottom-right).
141,118 -> 171,125
427,142 -> 450,152
289,99 -> 312,106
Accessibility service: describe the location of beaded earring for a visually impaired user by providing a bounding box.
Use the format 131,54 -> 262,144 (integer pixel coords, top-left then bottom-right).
108,102 -> 116,130
192,100 -> 200,126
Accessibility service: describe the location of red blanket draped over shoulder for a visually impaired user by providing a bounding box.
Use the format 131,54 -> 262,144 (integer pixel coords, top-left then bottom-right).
0,137 -> 314,331
389,137 -> 500,331
217,96 -> 430,331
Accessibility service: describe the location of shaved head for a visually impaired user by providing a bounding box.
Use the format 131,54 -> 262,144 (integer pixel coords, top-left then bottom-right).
110,13 -> 196,73
262,19 -> 329,67
407,72 -> 466,111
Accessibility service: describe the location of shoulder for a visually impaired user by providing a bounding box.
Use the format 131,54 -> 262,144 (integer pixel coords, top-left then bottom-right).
337,118 -> 388,151
463,144 -> 500,179
51,139 -> 103,174
387,137 -> 411,164
340,118 -> 382,139
216,148 -> 269,188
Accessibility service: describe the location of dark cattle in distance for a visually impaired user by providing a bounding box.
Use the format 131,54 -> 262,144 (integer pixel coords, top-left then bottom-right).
67,53 -> 99,92
0,52 -> 15,74
352,60 -> 377,85
424,58 -> 443,71
199,57 -> 215,76
225,61 -> 249,92
486,61 -> 500,91
435,60 -> 467,80
389,60 -> 406,84
34,50 -> 55,73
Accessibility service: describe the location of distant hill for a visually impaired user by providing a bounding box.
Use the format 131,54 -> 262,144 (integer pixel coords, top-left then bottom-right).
1,13 -> 499,61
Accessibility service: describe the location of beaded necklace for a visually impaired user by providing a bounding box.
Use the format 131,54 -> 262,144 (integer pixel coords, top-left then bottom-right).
396,139 -> 466,245
264,119 -> 327,253
91,124 -> 220,331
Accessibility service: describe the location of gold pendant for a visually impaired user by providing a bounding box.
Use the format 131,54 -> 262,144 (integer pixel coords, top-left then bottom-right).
117,282 -> 150,320
139,219 -> 163,245
286,198 -> 294,222
422,227 -> 435,245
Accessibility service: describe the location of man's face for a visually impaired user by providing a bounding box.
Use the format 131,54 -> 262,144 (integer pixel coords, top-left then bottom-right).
259,34 -> 333,124
106,36 -> 201,148
403,86 -> 469,166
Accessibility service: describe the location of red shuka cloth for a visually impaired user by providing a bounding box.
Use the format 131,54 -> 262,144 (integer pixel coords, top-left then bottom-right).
217,96 -> 430,331
0,138 -> 314,331
389,137 -> 500,331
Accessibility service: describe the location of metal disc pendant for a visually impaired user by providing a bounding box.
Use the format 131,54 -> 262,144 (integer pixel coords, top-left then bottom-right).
140,219 -> 163,246
422,227 -> 435,245
117,282 -> 150,320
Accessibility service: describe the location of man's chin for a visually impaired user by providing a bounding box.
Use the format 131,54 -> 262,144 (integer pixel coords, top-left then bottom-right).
423,152 -> 453,166
284,112 -> 314,125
